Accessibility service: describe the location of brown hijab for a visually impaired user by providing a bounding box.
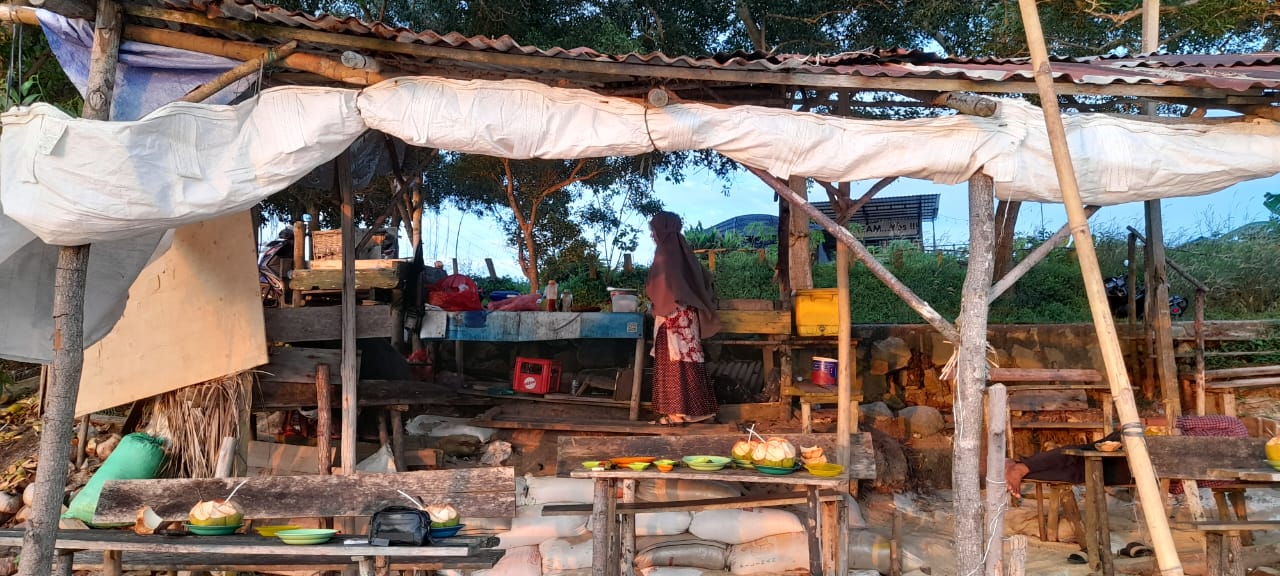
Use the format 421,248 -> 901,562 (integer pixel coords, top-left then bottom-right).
645,211 -> 721,338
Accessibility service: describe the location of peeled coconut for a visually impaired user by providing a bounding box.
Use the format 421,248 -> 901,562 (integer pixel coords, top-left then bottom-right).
425,503 -> 459,528
188,499 -> 244,527
800,445 -> 827,466
95,434 -> 122,462
752,437 -> 797,468
0,492 -> 21,515
731,440 -> 760,461
134,506 -> 164,535
21,484 -> 35,507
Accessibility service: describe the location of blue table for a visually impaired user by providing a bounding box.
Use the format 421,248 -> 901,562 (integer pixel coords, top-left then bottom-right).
422,311 -> 647,419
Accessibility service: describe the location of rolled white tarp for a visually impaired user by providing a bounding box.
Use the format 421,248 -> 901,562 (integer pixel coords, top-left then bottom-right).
0,85 -> 366,245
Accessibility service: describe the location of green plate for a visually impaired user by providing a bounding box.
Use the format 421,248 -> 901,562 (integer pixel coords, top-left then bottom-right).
732,458 -> 755,469
754,463 -> 802,475
184,524 -> 242,536
682,455 -> 730,471
277,528 -> 337,545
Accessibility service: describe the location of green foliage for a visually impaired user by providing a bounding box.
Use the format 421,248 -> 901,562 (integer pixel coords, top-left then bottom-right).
1166,220 -> 1280,319
684,224 -> 749,251
0,27 -> 82,115
711,251 -> 778,300
475,275 -> 530,296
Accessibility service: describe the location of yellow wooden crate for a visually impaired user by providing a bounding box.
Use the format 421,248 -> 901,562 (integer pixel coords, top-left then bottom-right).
795,288 -> 840,336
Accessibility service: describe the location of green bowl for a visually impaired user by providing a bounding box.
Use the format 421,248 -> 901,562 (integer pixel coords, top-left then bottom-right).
185,524 -> 241,536
276,528 -> 337,545
627,462 -> 651,471
755,463 -> 802,475
582,460 -> 608,469
682,455 -> 730,471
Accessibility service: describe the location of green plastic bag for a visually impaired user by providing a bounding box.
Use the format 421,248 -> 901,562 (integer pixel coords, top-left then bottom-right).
64,432 -> 166,526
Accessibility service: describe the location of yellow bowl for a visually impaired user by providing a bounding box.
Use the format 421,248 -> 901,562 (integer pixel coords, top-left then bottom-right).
1265,439 -> 1280,462
804,463 -> 844,477
255,525 -> 302,537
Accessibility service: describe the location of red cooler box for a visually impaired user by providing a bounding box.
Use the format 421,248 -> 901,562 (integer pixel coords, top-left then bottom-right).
513,357 -> 562,395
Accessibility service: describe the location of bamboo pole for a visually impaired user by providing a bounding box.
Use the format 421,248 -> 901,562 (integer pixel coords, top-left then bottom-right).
953,173 -> 996,575
1128,232 -> 1142,396
20,1 -> 119,574
1014,1 -> 1183,573
984,384 -> 1008,576
745,165 -> 960,343
1194,289 -> 1206,416
179,40 -> 297,103
988,205 -> 1100,301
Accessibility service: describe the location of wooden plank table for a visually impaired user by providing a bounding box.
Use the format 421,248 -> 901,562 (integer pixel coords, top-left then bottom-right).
423,311 -> 647,419
1060,448 -> 1127,576
1206,467 -> 1280,483
0,529 -> 498,575
570,467 -> 850,576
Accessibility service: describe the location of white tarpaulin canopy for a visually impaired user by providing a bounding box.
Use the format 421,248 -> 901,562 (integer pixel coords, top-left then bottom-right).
3,74 -> 1280,360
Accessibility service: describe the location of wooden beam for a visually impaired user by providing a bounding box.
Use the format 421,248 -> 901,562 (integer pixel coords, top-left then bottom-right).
1014,2 -> 1183,574
21,1 -> 119,574
989,205 -> 1100,301
28,0 -> 95,19
264,305 -> 394,342
745,165 -> 961,342
338,149 -> 358,477
111,5 -> 1244,100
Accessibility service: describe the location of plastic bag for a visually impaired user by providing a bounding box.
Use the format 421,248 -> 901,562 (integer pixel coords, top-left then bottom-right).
64,433 -> 167,526
429,274 -> 482,311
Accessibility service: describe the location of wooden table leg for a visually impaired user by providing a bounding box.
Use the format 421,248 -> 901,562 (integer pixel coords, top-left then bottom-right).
374,556 -> 391,576
53,551 -> 73,576
592,479 -> 616,576
1205,531 -> 1224,576
102,550 -> 122,576
806,486 -> 823,576
836,495 -> 850,576
357,557 -> 375,576
1226,489 -> 1253,547
1082,459 -> 1101,571
629,336 -> 644,421
621,479 -> 636,576
1086,456 -> 1114,576
821,498 -> 838,576
1224,531 -> 1244,576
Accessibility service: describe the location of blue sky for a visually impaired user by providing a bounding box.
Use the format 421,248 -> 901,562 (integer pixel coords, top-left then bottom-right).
422,169 -> 1277,281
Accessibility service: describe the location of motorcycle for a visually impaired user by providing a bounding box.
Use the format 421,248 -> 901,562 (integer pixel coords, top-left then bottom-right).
259,230 -> 294,306
1103,276 -> 1187,319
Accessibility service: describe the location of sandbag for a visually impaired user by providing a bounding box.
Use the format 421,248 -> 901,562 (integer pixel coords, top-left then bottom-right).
539,533 -> 594,572
688,509 -> 803,545
636,480 -> 742,503
588,511 -> 691,537
476,545 -> 541,576
64,433 -> 166,526
635,535 -> 729,570
727,532 -> 809,575
463,516 -> 514,532
641,569 -> 732,576
524,475 -> 595,506
496,504 -> 588,549
545,570 -> 593,576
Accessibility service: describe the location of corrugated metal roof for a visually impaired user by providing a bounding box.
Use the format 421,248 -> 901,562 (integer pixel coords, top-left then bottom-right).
127,0 -> 1280,96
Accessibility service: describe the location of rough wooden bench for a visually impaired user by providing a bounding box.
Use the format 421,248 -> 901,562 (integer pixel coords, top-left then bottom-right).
1180,365 -> 1280,417
1191,520 -> 1280,576
51,467 -> 517,576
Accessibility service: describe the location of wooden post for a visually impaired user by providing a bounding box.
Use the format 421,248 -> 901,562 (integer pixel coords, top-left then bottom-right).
984,384 -> 1008,576
787,176 -> 813,294
629,336 -> 644,421
836,236 -> 852,470
1008,535 -> 1027,576
746,166 -> 960,343
620,480 -> 636,576
338,149 -> 358,477
989,205 -> 1100,301
20,1 -> 119,573
451,258 -> 458,275
954,173 -> 997,575
102,550 -> 121,576
1014,2 -> 1183,573
291,220 -> 305,307
214,437 -> 236,478
1128,232 -> 1144,398
316,363 -> 332,474
805,487 -> 822,576
590,480 -> 613,576
390,407 -> 405,472
1194,289 -> 1206,415
75,416 -> 90,468
485,258 -> 497,279
623,253 -> 633,273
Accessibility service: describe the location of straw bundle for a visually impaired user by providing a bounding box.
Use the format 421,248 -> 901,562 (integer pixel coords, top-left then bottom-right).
145,371 -> 250,479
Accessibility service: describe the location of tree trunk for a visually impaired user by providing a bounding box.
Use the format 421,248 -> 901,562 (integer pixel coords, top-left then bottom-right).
992,199 -> 1022,281
521,223 -> 539,291
786,176 -> 812,293
20,1 -> 120,573
953,173 -> 996,576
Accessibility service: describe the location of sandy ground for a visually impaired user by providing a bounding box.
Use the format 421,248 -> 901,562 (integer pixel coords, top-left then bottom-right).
858,486 -> 1280,576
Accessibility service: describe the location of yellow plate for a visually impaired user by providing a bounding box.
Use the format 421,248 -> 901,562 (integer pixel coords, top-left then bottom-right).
804,463 -> 844,477
255,525 -> 302,537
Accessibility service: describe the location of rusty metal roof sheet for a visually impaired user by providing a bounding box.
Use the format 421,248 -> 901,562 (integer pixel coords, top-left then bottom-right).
127,0 -> 1280,95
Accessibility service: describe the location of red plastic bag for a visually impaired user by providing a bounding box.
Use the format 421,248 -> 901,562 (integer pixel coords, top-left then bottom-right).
488,292 -> 540,311
428,274 -> 482,311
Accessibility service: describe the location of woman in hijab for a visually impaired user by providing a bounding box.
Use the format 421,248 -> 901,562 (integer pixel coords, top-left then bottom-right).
645,211 -> 722,426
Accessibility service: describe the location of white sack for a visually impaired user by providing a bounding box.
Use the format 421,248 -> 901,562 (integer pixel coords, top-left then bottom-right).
359,77 -> 654,159
588,511 -> 691,537
688,509 -> 803,545
848,530 -> 926,574
354,444 -> 397,473
636,480 -> 743,503
726,532 -> 809,575
404,414 -> 496,442
635,535 -> 729,570
0,85 -> 366,245
641,569 -> 732,576
496,504 -> 588,549
477,545 -> 541,576
524,476 -> 595,506
539,533 -> 594,572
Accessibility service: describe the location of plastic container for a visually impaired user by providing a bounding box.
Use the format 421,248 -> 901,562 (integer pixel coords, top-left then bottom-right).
513,357 -> 562,394
611,294 -> 639,313
489,290 -> 520,303
795,288 -> 840,336
811,356 -> 838,387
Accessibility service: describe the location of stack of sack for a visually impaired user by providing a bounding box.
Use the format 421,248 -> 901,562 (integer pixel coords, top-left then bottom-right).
445,475 -> 928,576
